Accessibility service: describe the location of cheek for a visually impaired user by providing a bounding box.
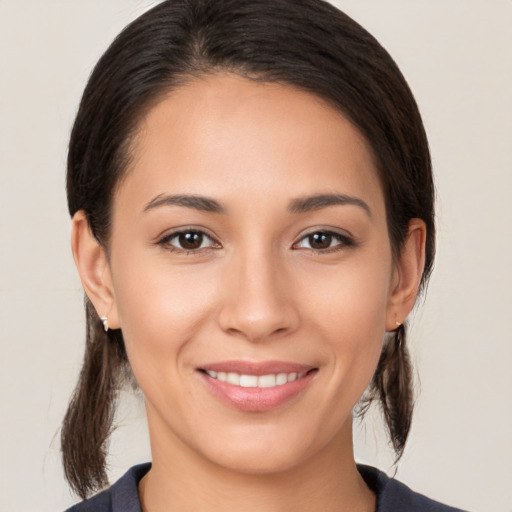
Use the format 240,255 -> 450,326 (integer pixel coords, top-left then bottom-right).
110,252 -> 220,373
306,249 -> 392,338
302,248 -> 392,396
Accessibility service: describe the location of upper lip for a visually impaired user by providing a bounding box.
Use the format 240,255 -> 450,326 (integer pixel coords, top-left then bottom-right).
198,360 -> 316,376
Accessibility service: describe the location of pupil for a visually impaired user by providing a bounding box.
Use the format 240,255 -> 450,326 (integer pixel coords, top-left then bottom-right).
179,232 -> 202,249
310,233 -> 331,249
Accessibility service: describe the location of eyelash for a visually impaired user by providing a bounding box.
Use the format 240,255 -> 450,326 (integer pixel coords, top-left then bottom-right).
156,229 -> 355,255
157,229 -> 220,255
292,230 -> 355,253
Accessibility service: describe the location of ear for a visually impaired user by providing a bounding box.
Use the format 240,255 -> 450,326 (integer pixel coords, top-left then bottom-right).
71,211 -> 120,329
386,219 -> 427,331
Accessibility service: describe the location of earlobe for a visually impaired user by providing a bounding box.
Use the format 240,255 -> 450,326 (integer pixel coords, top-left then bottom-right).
71,211 -> 120,329
386,219 -> 427,331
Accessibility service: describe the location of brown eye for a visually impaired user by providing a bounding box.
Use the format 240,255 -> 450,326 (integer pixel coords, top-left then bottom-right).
307,233 -> 333,250
159,230 -> 219,252
294,231 -> 353,252
178,232 -> 204,250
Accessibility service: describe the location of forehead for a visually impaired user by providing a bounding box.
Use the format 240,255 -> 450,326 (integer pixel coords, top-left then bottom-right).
119,73 -> 384,216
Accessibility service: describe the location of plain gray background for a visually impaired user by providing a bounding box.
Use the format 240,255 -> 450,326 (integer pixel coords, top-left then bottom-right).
0,1 -> 511,511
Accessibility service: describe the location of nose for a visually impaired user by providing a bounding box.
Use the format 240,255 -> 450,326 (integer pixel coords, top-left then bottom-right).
217,248 -> 300,343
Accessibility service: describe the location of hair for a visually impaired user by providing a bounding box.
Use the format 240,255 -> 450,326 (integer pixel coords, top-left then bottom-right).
62,0 -> 435,499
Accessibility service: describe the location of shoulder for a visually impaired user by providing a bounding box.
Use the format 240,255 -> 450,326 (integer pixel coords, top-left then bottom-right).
358,465 -> 470,512
63,463 -> 151,512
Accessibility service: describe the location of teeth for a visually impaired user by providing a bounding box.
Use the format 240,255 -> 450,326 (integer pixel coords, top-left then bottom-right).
276,373 -> 288,385
226,372 -> 240,385
257,374 -> 276,388
205,370 -> 307,388
240,375 -> 258,387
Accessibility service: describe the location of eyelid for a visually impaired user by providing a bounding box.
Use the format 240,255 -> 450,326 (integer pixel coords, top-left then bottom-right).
155,226 -> 355,254
156,226 -> 221,252
292,228 -> 356,252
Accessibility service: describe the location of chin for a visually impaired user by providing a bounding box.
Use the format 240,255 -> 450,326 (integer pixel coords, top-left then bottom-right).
189,414 -> 349,477
206,442 -> 311,476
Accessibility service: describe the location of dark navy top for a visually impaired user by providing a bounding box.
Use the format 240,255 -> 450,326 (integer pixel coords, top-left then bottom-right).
65,463 -> 469,511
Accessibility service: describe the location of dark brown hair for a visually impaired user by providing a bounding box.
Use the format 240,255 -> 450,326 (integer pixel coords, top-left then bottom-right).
63,0 -> 435,498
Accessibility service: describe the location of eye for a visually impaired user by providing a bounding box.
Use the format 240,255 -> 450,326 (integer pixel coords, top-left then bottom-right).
158,229 -> 220,252
294,231 -> 353,252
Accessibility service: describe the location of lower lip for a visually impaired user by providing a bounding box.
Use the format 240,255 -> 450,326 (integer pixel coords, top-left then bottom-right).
199,370 -> 317,412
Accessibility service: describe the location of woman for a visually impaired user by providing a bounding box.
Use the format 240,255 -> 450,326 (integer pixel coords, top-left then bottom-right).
62,0 -> 466,510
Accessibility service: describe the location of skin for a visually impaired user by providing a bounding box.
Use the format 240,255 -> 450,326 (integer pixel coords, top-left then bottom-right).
72,73 -> 426,512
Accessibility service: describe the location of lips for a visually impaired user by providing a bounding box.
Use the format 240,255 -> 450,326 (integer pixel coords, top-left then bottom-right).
198,361 -> 317,412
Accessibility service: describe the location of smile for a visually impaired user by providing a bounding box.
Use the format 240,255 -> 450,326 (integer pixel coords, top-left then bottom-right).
198,363 -> 318,412
204,370 -> 307,388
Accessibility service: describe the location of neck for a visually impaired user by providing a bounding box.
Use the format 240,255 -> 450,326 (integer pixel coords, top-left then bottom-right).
139,418 -> 375,512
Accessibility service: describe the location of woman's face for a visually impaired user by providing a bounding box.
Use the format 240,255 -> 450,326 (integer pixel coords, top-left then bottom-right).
106,74 -> 400,473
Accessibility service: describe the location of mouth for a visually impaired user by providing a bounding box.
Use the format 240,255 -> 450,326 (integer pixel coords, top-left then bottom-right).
197,362 -> 318,411
200,369 -> 311,388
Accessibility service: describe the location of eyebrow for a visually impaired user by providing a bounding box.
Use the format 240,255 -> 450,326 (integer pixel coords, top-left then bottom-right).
143,194 -> 225,214
143,192 -> 371,218
289,193 -> 372,218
